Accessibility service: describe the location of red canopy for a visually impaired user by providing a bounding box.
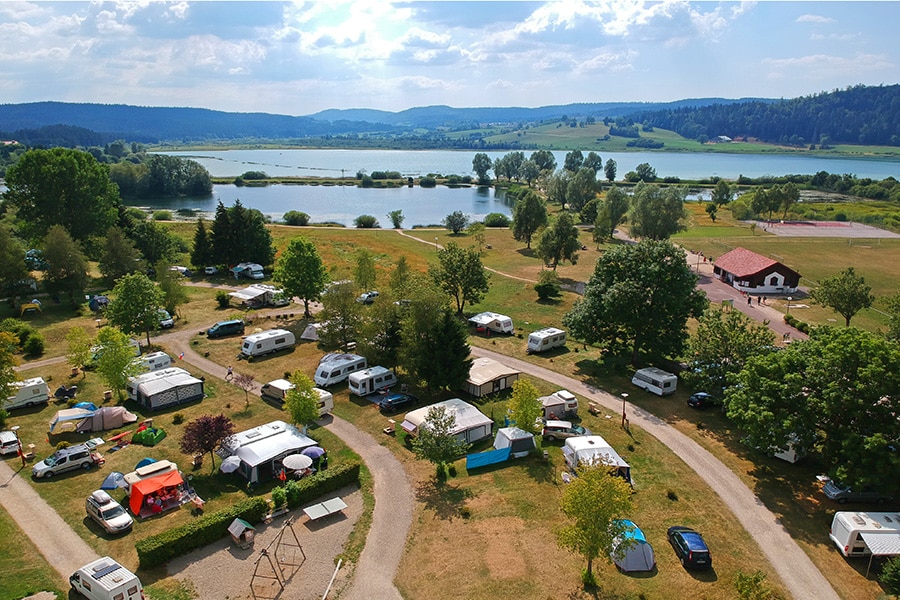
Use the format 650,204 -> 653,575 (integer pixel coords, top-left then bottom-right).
129,470 -> 184,515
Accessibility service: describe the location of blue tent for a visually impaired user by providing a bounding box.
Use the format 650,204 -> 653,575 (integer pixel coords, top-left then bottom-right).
611,519 -> 655,572
73,402 -> 98,411
100,471 -> 127,490
135,457 -> 157,469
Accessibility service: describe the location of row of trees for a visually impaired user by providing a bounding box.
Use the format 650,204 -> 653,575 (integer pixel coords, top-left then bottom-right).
191,200 -> 275,269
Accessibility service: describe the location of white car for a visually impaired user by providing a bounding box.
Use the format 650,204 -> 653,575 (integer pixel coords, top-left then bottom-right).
204,266 -> 219,275
356,291 -> 379,304
85,490 -> 133,534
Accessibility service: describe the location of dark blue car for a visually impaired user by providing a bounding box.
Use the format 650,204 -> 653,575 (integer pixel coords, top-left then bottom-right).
667,526 -> 712,569
378,393 -> 418,413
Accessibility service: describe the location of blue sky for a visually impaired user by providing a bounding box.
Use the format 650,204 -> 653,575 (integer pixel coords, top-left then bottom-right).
1,1 -> 897,115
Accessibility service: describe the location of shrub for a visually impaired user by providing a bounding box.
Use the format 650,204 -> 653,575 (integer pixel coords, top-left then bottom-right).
419,176 -> 437,188
23,332 -> 44,358
667,490 -> 679,501
283,461 -> 362,509
152,210 -> 173,221
360,176 -> 375,188
172,413 -> 185,425
483,213 -> 510,228
834,212 -> 847,222
55,441 -> 70,450
241,171 -> 267,180
534,270 -> 562,300
215,291 -> 230,309
136,497 -> 269,569
283,211 -> 310,226
880,556 -> 900,595
271,486 -> 288,509
0,409 -> 8,429
354,215 -> 380,228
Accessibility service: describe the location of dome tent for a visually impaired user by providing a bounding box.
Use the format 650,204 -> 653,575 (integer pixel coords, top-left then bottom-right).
611,519 -> 655,572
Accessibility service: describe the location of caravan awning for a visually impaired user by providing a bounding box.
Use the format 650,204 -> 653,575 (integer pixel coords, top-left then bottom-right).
128,469 -> 184,515
861,531 -> 900,555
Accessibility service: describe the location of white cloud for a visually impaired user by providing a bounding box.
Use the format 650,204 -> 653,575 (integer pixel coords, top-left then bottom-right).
796,14 -> 835,24
763,53 -> 893,81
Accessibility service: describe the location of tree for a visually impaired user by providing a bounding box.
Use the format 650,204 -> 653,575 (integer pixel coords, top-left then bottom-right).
283,210 -> 310,226
190,218 -> 213,268
130,220 -> 180,265
564,240 -> 707,364
99,227 -> 143,286
530,150 -> 556,174
604,158 -> 617,183
208,200 -> 274,267
273,237 -> 329,318
634,162 -> 657,182
354,248 -> 377,292
507,379 -> 542,434
536,212 -> 580,270
780,182 -> 800,219
355,214 -> 380,228
583,151 -> 603,174
318,281 -> 363,350
443,211 -> 469,234
810,267 -> 874,327
0,222 -> 29,302
211,201 -> 237,266
520,159 -> 540,187
711,179 -> 734,206
511,190 -> 548,249
430,242 -> 490,315
725,327 -> 900,491
472,152 -> 493,183
180,414 -> 236,472
402,304 -> 472,391
467,222 -> 486,253
557,465 -> 634,584
232,372 -> 256,409
595,186 -> 629,241
106,272 -> 165,347
94,326 -> 142,399
412,404 -> 471,478
682,308 -> 776,395
628,182 -> 687,240
358,296 -> 404,367
0,331 -> 19,402
389,256 -> 412,296
41,225 -> 89,304
886,292 -> 900,341
155,260 -> 189,316
563,150 -> 584,172
284,372 -> 321,433
387,209 -> 405,229
546,171 -> 570,207
705,203 -> 718,222
4,148 -> 119,243
65,327 -> 93,376
505,151 -> 525,181
566,167 -> 599,212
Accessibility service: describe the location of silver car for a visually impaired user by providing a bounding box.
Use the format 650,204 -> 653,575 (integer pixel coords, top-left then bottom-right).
85,490 -> 133,534
542,420 -> 591,442
32,444 -> 95,478
823,479 -> 893,505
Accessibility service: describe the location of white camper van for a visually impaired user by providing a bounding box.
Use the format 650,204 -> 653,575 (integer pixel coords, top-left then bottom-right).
348,366 -> 397,397
4,377 -> 50,410
134,351 -> 173,373
830,511 -> 900,558
527,327 -> 567,353
631,367 -> 677,396
240,329 -> 296,358
260,379 -> 334,416
69,556 -> 143,600
314,353 -> 367,386
540,389 -> 579,419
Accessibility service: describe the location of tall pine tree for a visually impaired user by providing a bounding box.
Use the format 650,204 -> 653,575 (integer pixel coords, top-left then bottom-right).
191,218 -> 212,269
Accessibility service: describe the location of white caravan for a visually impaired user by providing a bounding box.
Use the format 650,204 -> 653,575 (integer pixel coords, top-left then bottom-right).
4,377 -> 50,410
69,556 -> 143,600
830,511 -> 900,558
133,351 -> 173,373
314,353 -> 367,386
631,367 -> 677,396
240,329 -> 296,358
260,379 -> 334,416
527,327 -> 567,353
348,366 -> 397,397
540,389 -> 579,419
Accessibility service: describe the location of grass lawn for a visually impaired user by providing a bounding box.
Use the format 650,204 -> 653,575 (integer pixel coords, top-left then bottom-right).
0,506 -> 65,600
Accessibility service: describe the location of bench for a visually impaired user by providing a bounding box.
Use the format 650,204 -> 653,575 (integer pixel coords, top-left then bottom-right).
303,497 -> 347,522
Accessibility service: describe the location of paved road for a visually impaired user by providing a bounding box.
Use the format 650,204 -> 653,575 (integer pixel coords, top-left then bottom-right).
471,346 -> 837,600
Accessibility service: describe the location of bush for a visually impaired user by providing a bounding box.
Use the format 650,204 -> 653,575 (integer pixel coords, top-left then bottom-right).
23,332 -> 44,358
419,176 -> 437,188
360,176 -> 375,188
172,413 -> 185,425
136,497 -> 269,569
534,270 -> 562,300
283,461 -> 362,509
0,318 -> 36,348
283,211 -> 310,226
271,486 -> 288,509
241,171 -> 268,180
0,409 -> 8,429
152,210 -> 173,221
215,291 -> 230,309
354,215 -> 380,228
880,556 -> 900,595
55,441 -> 70,450
483,213 -> 510,228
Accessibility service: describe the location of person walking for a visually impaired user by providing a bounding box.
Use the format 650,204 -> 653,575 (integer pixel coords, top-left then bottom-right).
748,295 -> 752,306
226,366 -> 233,381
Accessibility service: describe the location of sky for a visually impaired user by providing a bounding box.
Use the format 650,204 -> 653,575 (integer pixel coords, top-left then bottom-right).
1,1 -> 898,116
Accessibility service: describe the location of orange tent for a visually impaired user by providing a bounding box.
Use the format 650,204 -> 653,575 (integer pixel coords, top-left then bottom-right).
129,470 -> 184,515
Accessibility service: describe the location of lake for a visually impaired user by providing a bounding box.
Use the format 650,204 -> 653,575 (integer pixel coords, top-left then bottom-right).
139,148 -> 900,227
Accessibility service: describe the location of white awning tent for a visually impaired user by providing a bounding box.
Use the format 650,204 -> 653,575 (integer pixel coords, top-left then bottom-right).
401,399 -> 494,445
861,531 -> 900,576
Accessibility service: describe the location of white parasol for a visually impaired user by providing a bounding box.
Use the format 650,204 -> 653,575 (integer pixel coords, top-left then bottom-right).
220,455 -> 242,473
282,453 -> 313,471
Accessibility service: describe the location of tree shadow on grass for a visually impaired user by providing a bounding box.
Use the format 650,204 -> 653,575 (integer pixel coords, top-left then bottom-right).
414,479 -> 475,521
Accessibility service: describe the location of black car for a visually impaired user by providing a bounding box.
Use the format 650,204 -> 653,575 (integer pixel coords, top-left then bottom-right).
379,393 -> 418,413
687,392 -> 718,409
667,526 -> 712,569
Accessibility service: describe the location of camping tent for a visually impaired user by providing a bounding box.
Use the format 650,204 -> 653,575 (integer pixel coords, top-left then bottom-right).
128,469 -> 184,515
611,520 -> 655,572
48,408 -> 94,434
493,427 -> 536,458
301,322 -> 325,341
75,406 -> 137,433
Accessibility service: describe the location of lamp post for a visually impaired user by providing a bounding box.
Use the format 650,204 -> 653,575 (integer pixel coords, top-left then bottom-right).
786,296 -> 793,316
621,393 -> 629,429
10,425 -> 24,468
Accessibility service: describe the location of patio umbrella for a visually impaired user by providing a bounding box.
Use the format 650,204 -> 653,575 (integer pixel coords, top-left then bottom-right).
135,457 -> 157,469
220,455 -> 241,474
100,471 -> 126,490
301,446 -> 325,459
282,454 -> 313,471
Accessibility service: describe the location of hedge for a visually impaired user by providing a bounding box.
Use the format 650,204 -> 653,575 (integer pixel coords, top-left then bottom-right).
282,460 -> 361,509
783,313 -> 811,334
136,496 -> 268,569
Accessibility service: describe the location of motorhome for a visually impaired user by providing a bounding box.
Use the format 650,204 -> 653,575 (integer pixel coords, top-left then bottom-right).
540,389 -> 579,419
4,377 -> 50,410
527,327 -> 567,353
134,351 -> 173,373
631,367 -> 678,396
69,556 -> 143,600
259,379 -> 334,416
240,329 -> 296,358
830,511 -> 900,558
314,353 -> 367,386
348,366 -> 397,397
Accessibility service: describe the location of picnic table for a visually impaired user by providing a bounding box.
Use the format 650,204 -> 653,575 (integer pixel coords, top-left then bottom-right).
303,497 -> 347,522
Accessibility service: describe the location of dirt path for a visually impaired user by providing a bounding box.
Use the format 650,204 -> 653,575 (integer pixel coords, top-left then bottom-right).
471,346 -> 837,600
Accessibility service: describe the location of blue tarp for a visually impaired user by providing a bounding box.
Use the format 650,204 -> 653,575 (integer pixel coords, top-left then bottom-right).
465,447 -> 511,470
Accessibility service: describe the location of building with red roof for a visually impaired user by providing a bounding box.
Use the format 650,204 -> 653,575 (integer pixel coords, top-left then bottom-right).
713,247 -> 801,295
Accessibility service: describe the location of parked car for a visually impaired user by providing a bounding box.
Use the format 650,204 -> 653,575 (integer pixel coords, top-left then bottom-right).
687,392 -> 718,409
667,526 -> 712,569
379,392 -> 419,413
32,443 -> 96,478
0,430 -> 20,456
157,309 -> 174,329
204,266 -> 219,275
823,479 -> 893,505
356,291 -> 379,304
542,420 -> 591,442
85,490 -> 133,534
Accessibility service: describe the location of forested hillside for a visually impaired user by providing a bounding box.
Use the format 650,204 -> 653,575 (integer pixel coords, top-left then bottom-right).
632,84 -> 900,146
